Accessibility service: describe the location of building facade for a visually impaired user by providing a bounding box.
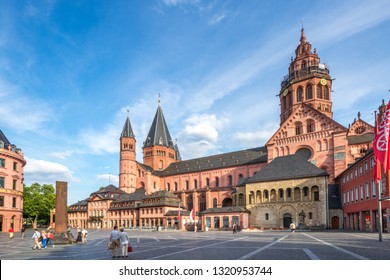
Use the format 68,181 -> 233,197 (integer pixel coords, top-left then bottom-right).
0,130 -> 26,232
337,149 -> 390,232
68,29 -> 383,233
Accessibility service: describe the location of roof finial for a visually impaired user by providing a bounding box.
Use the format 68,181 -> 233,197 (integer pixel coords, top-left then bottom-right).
300,19 -> 306,43
127,109 -> 129,117
158,93 -> 161,107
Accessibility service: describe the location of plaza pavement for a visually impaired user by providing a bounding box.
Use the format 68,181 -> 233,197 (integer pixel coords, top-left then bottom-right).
0,228 -> 389,260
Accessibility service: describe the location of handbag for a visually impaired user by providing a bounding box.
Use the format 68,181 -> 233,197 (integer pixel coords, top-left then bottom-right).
127,244 -> 133,253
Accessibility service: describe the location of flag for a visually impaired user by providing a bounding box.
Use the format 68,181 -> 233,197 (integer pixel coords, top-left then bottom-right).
190,208 -> 195,221
373,100 -> 390,173
177,208 -> 181,221
374,113 -> 382,183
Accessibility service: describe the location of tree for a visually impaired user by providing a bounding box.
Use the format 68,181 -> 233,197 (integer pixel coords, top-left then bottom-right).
23,183 -> 56,228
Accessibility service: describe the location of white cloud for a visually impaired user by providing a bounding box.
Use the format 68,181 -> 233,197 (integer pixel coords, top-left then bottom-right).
97,173 -> 119,186
49,150 -> 74,160
182,113 -> 229,142
233,128 -> 276,148
0,79 -> 53,132
24,157 -> 77,185
209,13 -> 226,25
162,0 -> 200,7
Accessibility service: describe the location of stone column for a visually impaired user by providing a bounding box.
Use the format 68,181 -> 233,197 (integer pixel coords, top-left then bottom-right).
54,181 -> 75,244
55,181 -> 68,233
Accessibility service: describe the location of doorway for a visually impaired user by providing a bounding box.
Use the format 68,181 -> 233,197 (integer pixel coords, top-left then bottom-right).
283,213 -> 292,228
331,216 -> 339,229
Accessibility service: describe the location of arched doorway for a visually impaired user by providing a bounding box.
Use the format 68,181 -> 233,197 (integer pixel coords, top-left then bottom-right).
331,216 -> 339,229
222,198 -> 232,207
283,213 -> 292,228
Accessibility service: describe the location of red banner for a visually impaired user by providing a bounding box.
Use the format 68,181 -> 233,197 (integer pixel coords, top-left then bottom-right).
373,100 -> 390,173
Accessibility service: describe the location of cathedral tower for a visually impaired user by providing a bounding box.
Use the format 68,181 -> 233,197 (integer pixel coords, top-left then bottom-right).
119,114 -> 137,193
279,28 -> 333,124
143,98 -> 181,170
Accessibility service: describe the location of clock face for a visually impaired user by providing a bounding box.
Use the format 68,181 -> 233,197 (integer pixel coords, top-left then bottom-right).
320,78 -> 327,86
283,89 -> 288,96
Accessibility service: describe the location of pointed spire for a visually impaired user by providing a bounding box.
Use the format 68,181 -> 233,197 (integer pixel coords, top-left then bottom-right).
120,115 -> 135,138
300,27 -> 306,44
143,103 -> 174,148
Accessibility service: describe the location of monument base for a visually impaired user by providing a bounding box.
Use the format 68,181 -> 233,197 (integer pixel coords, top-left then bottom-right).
53,232 -> 76,244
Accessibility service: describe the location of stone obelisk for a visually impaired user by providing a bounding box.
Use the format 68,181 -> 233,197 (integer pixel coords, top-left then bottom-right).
54,181 -> 75,244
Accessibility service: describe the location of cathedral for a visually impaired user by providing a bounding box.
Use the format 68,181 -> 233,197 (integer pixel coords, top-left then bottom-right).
68,28 -> 376,231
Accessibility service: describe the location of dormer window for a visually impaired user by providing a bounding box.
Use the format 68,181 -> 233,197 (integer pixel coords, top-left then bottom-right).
159,137 -> 163,145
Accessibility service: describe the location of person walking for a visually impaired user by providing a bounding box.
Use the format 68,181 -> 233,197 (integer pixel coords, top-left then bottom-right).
21,225 -> 26,239
8,227 -> 14,239
289,222 -> 296,233
81,228 -> 88,244
232,223 -> 237,234
32,229 -> 42,250
109,225 -> 120,258
119,228 -> 129,258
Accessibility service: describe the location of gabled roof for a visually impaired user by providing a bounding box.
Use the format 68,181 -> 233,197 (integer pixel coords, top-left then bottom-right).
266,103 -> 347,146
143,105 -> 175,149
120,116 -> 135,138
247,154 -> 328,183
161,147 -> 267,176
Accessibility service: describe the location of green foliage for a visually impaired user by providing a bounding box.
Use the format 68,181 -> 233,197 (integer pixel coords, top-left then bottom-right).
23,183 -> 56,227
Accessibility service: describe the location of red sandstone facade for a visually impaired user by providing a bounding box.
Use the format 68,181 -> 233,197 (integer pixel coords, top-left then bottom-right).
67,29 -> 384,233
337,150 -> 390,232
0,130 -> 26,232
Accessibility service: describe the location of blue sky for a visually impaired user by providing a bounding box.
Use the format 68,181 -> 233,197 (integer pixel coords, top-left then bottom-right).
0,0 -> 389,205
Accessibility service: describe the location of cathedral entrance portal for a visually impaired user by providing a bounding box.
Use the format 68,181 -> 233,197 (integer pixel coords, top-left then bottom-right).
283,213 -> 292,229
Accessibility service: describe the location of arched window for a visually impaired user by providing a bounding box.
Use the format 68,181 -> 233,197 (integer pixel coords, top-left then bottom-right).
323,139 -> 328,150
317,84 -> 322,99
215,177 -> 219,188
213,198 -> 218,208
228,175 -> 233,187
306,84 -> 313,99
159,160 -> 163,170
199,195 -> 206,212
307,120 -> 315,133
324,87 -> 329,100
297,87 -> 303,102
275,148 -> 279,157
187,195 -> 193,211
316,140 -> 322,152
295,122 -> 303,135
174,182 -> 178,192
167,183 -> 170,192
194,179 -> 197,189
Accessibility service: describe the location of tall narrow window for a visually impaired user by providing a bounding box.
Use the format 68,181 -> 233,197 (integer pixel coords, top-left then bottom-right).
324,87 -> 329,100
228,175 -> 233,187
0,158 -> 4,168
215,177 -> 219,188
295,122 -> 303,135
307,120 -> 315,133
317,85 -> 322,98
297,87 -> 303,102
306,84 -> 313,99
